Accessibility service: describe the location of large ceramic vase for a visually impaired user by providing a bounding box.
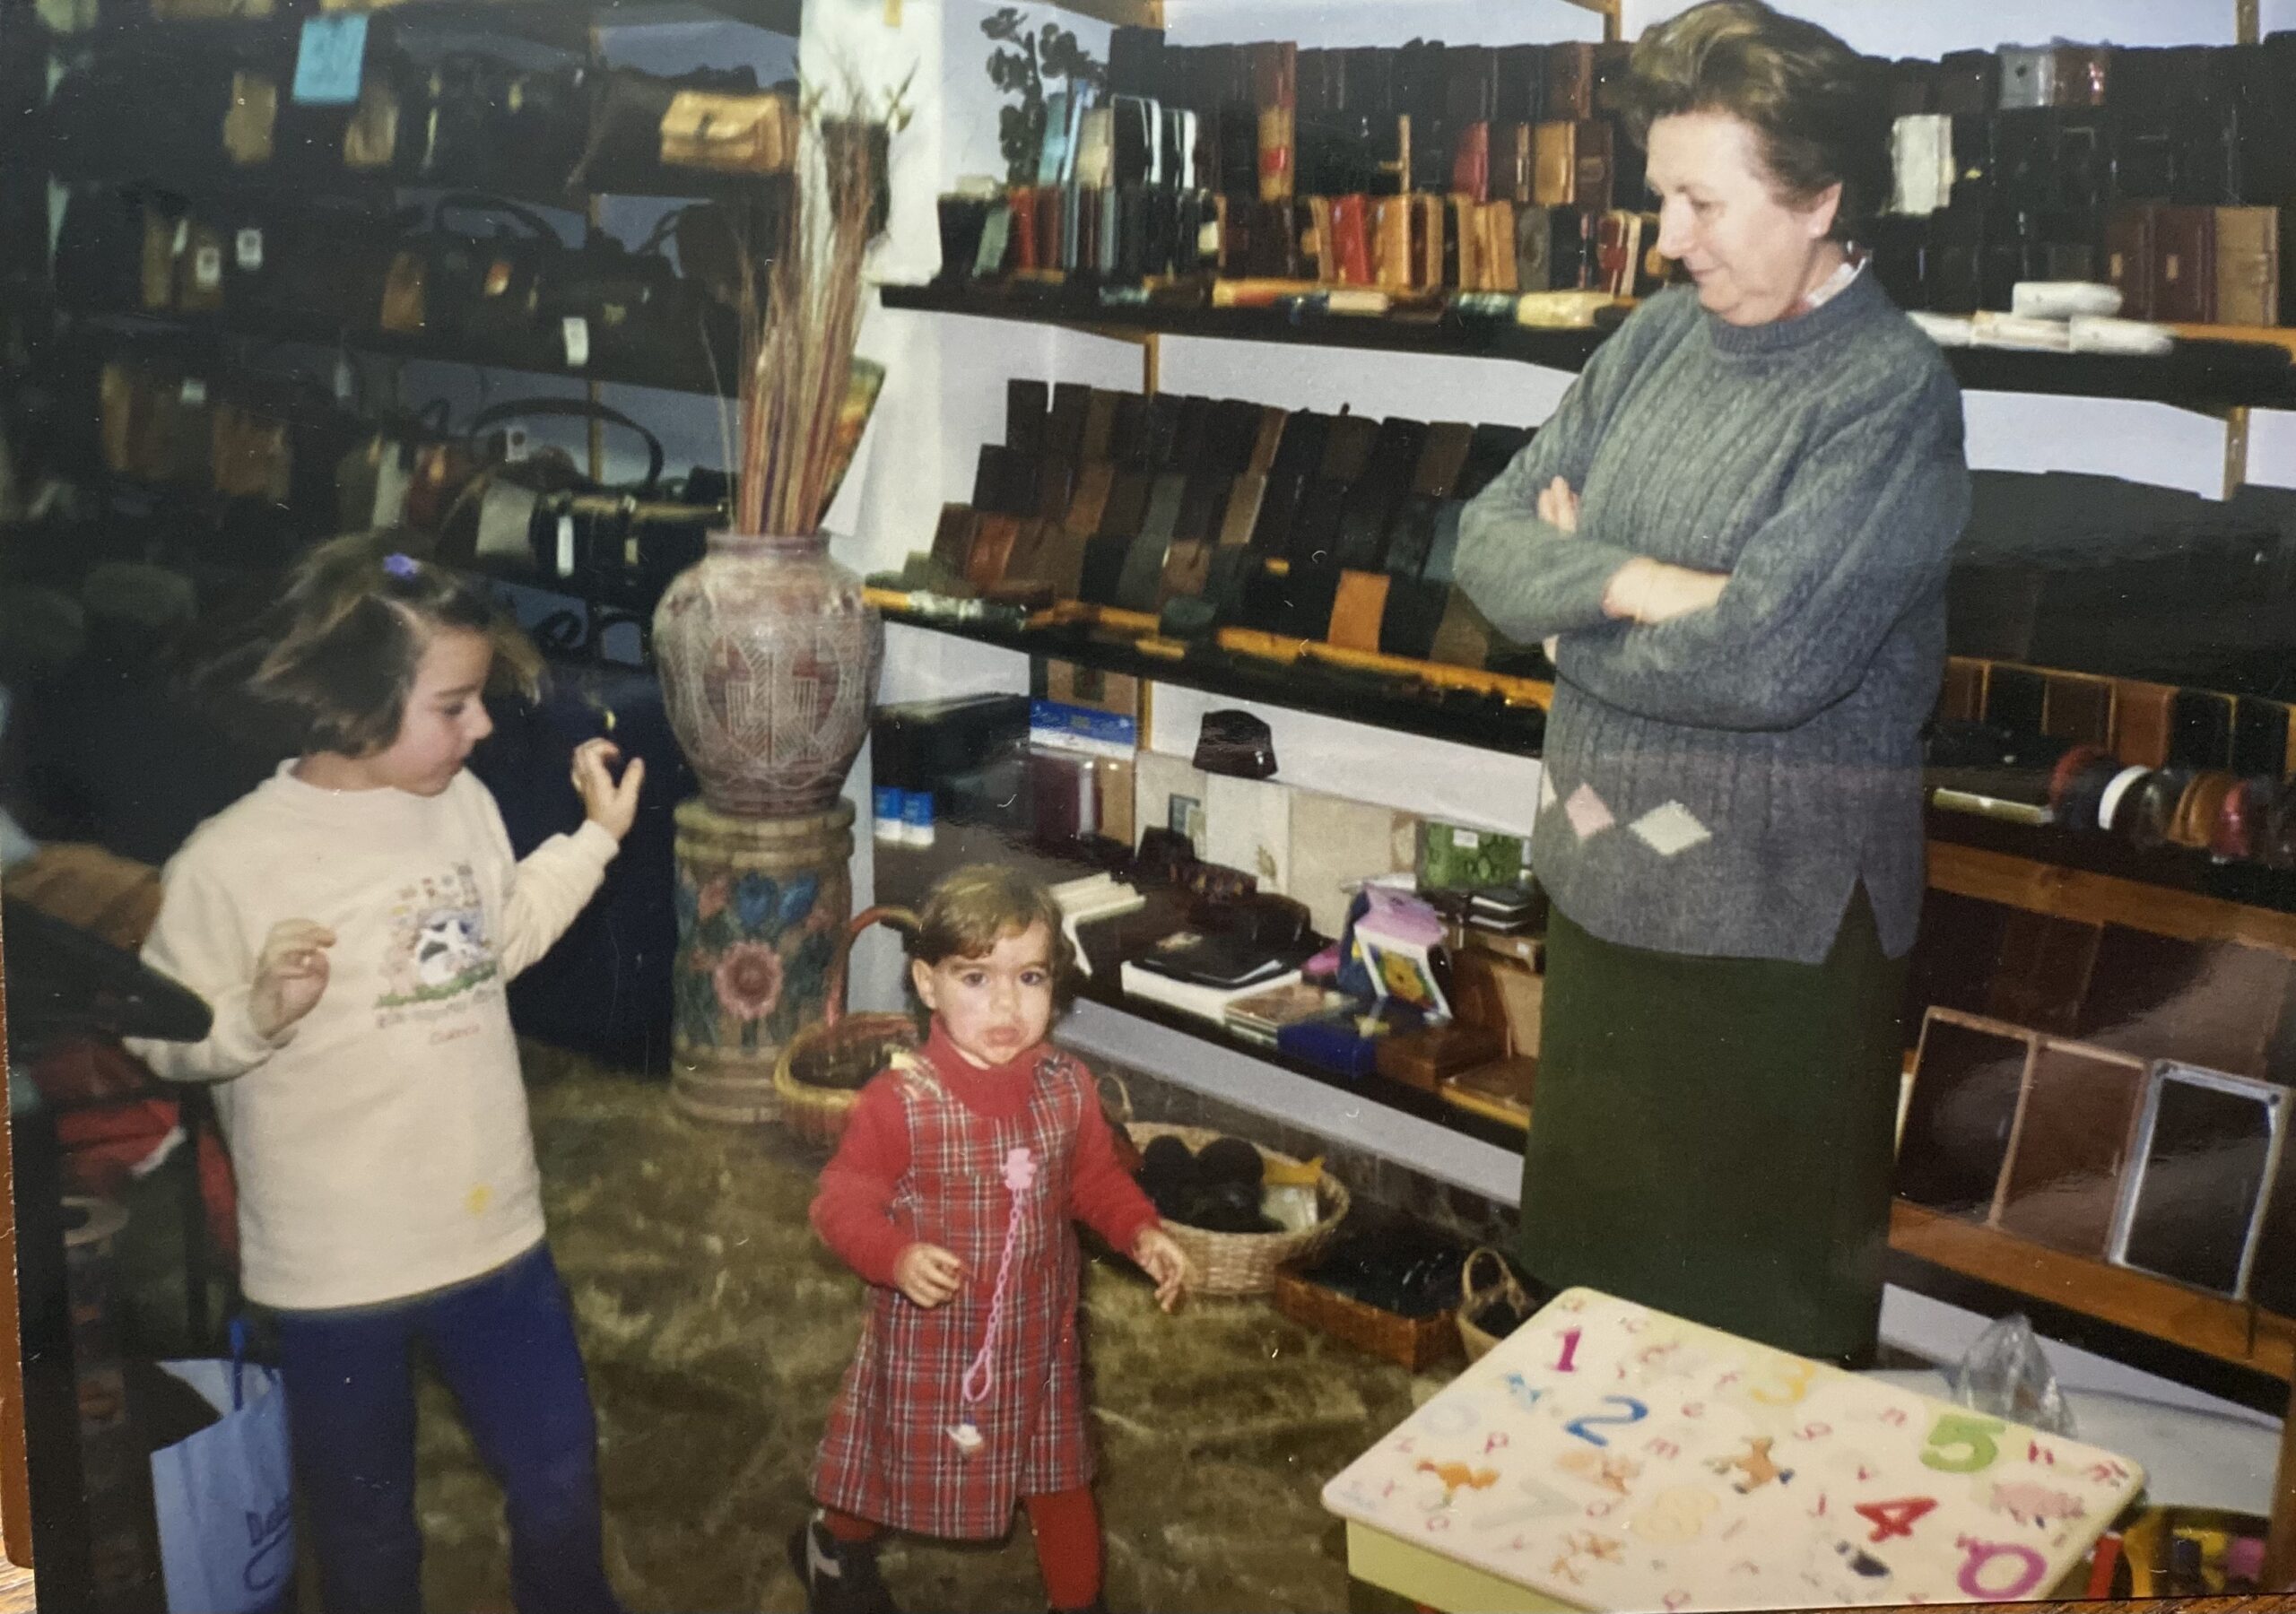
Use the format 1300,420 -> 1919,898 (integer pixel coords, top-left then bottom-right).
651,531 -> 884,816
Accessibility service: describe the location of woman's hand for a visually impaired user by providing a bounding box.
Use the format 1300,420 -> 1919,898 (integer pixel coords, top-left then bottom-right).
892,1243 -> 965,1307
572,739 -> 645,841
1537,476 -> 1580,535
1132,1227 -> 1189,1313
250,918 -> 335,1039
1604,557 -> 1729,625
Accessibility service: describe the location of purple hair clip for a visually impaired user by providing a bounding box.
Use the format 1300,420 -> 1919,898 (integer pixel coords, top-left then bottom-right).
382,552 -> 419,579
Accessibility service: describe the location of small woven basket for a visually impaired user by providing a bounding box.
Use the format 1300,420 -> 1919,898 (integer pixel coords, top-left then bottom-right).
1457,1245 -> 1533,1363
772,906 -> 921,1149
1126,1122 -> 1349,1296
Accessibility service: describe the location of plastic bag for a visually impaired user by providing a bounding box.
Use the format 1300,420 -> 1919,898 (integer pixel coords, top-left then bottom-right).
149,1322 -> 294,1613
1951,1313 -> 2076,1437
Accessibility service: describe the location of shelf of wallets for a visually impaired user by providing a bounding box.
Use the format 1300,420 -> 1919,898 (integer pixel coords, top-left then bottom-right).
937,32 -> 1663,305
872,379 -> 1554,744
868,811 -> 1536,1155
1874,39 -> 2296,327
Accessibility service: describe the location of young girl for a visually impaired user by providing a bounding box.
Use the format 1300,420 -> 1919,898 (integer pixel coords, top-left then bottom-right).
126,535 -> 639,1614
797,864 -> 1187,1614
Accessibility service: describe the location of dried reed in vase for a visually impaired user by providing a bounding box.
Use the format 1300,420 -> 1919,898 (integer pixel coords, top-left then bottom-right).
734,105 -> 892,540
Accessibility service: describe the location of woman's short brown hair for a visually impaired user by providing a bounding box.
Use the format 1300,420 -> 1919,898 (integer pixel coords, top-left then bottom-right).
239,532 -> 540,759
1624,0 -> 1889,243
910,863 -> 1078,1005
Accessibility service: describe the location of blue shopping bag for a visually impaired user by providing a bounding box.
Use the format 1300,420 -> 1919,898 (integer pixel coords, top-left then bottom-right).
148,1323 -> 293,1614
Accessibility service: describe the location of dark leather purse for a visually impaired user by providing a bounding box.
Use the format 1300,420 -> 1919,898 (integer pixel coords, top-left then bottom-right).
567,64 -> 765,193
404,52 -> 594,196
382,195 -> 568,366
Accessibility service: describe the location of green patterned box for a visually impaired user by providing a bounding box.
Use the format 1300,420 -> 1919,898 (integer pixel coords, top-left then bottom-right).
1418,820 -> 1526,892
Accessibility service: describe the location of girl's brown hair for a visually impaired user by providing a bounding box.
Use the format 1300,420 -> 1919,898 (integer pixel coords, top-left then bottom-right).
910,863 -> 1078,1003
1624,0 -> 1889,244
236,532 -> 540,759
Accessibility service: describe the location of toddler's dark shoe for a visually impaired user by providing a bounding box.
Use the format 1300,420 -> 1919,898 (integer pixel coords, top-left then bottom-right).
789,1515 -> 900,1614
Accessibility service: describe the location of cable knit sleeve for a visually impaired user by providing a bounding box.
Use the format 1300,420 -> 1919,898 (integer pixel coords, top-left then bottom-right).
470,781 -> 619,980
1556,368 -> 1970,732
810,1076 -> 917,1288
126,853 -> 292,1082
1452,299 -> 1686,642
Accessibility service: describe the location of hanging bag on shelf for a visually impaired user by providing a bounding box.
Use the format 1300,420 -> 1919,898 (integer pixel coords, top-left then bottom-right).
378,195 -> 566,366
567,64 -> 769,193
147,1321 -> 294,1614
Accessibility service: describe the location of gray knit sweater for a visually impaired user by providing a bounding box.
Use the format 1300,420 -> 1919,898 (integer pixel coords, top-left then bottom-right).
1455,272 -> 1970,964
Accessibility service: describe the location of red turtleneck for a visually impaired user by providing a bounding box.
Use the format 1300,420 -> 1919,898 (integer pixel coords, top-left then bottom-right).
809,1024 -> 1160,1287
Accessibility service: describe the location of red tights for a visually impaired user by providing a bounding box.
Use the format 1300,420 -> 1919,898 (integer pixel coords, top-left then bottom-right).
821,1487 -> 1101,1610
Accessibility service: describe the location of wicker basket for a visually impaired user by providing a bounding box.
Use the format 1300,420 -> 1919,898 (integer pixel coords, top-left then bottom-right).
772,906 -> 921,1149
1457,1245 -> 1533,1363
1274,1268 -> 1460,1371
1126,1122 -> 1349,1296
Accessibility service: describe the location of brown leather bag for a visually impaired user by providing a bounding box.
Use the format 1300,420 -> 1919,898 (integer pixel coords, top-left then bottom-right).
222,72 -> 277,166
379,251 -> 427,334
343,79 -> 401,171
2214,206 -> 2280,327
658,91 -> 793,174
1327,569 -> 1392,653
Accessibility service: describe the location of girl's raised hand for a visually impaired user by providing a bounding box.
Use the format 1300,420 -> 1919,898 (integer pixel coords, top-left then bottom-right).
1132,1227 -> 1189,1313
571,739 -> 645,841
250,918 -> 335,1039
892,1243 -> 966,1308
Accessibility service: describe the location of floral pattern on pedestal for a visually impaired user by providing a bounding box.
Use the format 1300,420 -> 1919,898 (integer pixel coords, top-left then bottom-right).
672,865 -> 840,1060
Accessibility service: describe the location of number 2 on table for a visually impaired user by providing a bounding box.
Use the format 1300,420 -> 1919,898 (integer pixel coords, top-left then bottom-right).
1564,1397 -> 1648,1447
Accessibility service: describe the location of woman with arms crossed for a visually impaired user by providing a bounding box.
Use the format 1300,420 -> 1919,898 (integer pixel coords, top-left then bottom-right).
1456,0 -> 1970,1366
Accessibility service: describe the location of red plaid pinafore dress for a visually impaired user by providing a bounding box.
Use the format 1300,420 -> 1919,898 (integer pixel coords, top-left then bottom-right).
811,1047 -> 1097,1538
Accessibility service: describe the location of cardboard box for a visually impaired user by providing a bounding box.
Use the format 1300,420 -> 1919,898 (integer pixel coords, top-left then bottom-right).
1046,660 -> 1142,720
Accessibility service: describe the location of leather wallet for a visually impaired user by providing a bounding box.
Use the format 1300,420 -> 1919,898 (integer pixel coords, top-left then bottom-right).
1430,588 -> 1492,669
2231,696 -> 2292,780
1981,664 -> 2046,735
929,504 -> 979,577
2170,687 -> 2235,770
1065,461 -> 1116,538
1248,469 -> 1308,555
1533,121 -> 1578,206
1288,477 -> 1350,568
1383,494 -> 1439,579
1114,530 -> 1173,613
1328,194 -> 1374,284
2152,204 -> 2219,321
965,513 -> 1022,592
971,444 -> 1037,516
1205,400 -> 1265,476
1006,378 -> 1048,455
1419,499 -> 1466,584
1249,407 -> 1289,476
1108,393 -> 1152,466
2214,204 -> 2280,325
1079,389 -> 1119,462
1319,413 -> 1378,483
1378,576 -> 1451,660
1413,422 -> 1475,499
1005,517 -> 1087,599
1138,472 -> 1187,546
1548,205 -> 1594,291
1077,534 -> 1132,605
1097,468 -> 1152,540
1515,203 -> 1553,291
1174,468 -> 1229,544
1220,473 -> 1268,547
1169,394 -> 1213,471
1035,456 -> 1077,524
1143,393 -> 1184,470
2112,681 -> 2178,768
1935,48 -> 2001,116
1281,562 -> 1344,639
1270,410 -> 1332,482
1327,568 -> 1391,652
1543,42 -> 1593,121
2104,203 -> 2160,318
1047,382 -> 1090,459
1413,192 -> 1448,290
2041,672 -> 2115,747
1158,538 -> 1212,605
1458,424 -> 1533,499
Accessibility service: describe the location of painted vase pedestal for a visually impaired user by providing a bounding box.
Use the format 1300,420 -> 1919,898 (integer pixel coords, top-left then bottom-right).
669,799 -> 855,1124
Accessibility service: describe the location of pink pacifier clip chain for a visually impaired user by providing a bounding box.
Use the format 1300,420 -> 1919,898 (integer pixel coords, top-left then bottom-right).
951,1145 -> 1035,1455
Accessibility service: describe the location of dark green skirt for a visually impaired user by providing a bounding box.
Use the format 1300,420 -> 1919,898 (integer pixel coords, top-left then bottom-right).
1518,889 -> 1907,1367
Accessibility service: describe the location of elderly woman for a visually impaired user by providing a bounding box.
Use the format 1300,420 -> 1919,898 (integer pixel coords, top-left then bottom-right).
1455,0 -> 1970,1367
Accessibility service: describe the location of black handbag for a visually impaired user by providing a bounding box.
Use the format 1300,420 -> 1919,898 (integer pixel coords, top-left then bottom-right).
400,51 -> 594,195
544,211 -> 723,376
383,194 -> 569,365
566,64 -> 764,193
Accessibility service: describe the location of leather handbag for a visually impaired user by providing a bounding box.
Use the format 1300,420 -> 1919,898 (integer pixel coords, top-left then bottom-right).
569,65 -> 767,192
660,89 -> 796,175
2214,205 -> 2280,325
384,195 -> 564,362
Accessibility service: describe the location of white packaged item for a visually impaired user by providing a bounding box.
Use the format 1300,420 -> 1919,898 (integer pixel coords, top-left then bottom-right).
2011,281 -> 2124,319
2068,315 -> 2176,356
1908,310 -> 1976,347
1889,114 -> 1954,216
1970,311 -> 2074,351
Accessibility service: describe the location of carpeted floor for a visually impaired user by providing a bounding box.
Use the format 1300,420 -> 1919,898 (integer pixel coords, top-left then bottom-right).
411,1046 -> 1435,1613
